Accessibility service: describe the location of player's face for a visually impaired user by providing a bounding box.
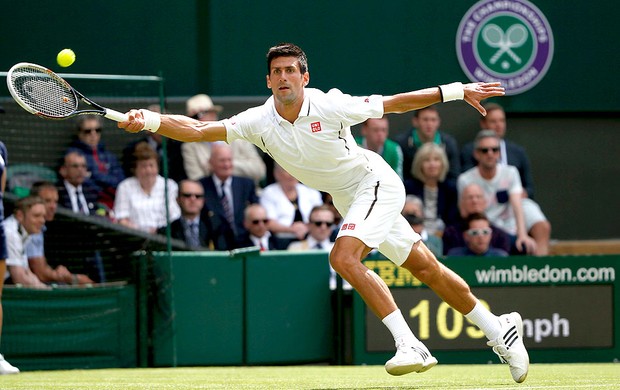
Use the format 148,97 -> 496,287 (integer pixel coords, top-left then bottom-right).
266,56 -> 309,106
464,219 -> 492,255
482,109 -> 506,138
17,204 -> 47,234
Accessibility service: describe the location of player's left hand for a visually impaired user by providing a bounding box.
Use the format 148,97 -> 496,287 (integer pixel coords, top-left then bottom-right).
463,82 -> 505,116
118,109 -> 146,133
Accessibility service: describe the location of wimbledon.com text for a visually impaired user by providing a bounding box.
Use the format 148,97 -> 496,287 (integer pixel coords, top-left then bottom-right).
475,265 -> 615,284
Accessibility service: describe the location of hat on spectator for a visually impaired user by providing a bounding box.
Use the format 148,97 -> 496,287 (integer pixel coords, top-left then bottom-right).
186,94 -> 223,117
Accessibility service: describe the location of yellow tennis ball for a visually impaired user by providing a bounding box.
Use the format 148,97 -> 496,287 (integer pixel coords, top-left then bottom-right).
57,49 -> 76,67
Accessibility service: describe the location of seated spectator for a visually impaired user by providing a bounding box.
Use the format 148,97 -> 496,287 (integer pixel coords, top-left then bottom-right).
289,205 -> 352,290
4,196 -> 48,288
457,130 -> 550,255
67,115 -> 124,208
355,116 -> 403,179
442,183 -> 511,256
405,213 -> 443,258
447,213 -> 509,257
288,205 -> 336,251
199,143 -> 259,250
181,94 -> 266,184
238,204 -> 283,251
260,163 -> 323,246
461,103 -> 536,199
159,179 -> 213,249
402,194 -> 423,218
114,143 -> 181,233
57,151 -> 102,216
27,182 -> 94,285
122,105 -> 187,183
394,105 -> 460,184
0,138 -> 20,374
322,192 -> 343,242
405,143 -> 458,237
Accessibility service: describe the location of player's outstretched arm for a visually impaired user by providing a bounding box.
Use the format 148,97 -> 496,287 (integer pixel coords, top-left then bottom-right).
117,109 -> 227,143
383,82 -> 504,116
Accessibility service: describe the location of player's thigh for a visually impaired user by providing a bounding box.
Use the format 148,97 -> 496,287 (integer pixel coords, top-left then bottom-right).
378,214 -> 420,266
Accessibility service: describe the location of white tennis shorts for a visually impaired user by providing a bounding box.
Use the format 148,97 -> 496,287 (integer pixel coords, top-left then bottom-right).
332,166 -> 421,266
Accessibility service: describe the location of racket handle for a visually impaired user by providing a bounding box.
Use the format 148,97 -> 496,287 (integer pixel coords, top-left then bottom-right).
104,108 -> 129,122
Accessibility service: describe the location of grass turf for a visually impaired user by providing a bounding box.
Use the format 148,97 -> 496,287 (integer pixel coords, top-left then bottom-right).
0,363 -> 618,389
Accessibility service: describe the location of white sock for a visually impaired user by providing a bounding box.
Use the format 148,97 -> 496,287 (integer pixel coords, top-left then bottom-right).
465,301 -> 502,340
382,309 -> 419,344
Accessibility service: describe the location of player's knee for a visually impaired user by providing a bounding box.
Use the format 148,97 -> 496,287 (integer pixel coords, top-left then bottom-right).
329,248 -> 357,275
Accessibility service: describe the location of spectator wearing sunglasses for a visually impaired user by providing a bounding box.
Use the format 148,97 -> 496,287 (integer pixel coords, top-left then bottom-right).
457,130 -> 550,255
67,115 -> 125,209
238,204 -> 284,251
447,213 -> 508,257
160,179 -> 213,249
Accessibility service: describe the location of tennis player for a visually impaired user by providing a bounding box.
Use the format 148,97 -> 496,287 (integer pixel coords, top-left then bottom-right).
119,43 -> 529,383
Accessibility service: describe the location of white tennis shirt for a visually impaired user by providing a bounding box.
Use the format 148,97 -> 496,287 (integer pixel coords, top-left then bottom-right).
224,88 -> 384,194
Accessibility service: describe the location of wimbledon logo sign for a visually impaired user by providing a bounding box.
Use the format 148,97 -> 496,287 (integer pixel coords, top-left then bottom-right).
456,0 -> 554,95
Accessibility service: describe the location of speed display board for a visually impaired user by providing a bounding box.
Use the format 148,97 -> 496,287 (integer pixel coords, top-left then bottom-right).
353,255 -> 619,364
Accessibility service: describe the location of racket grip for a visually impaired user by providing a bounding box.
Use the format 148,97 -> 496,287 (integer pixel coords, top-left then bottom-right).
104,108 -> 129,122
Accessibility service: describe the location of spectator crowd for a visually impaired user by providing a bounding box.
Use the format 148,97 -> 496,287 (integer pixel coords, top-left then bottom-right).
2,97 -> 552,292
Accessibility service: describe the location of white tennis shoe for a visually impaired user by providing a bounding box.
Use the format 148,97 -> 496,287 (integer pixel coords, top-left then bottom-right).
0,354 -> 19,375
487,312 -> 529,383
385,338 -> 438,376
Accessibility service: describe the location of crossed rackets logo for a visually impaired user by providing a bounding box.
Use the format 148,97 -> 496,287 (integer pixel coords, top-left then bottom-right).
482,23 -> 528,67
456,0 -> 554,95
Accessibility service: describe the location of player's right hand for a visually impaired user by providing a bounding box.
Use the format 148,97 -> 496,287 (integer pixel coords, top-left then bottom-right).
118,109 -> 146,133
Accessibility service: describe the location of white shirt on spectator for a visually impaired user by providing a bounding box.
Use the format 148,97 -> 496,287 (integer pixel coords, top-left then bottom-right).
114,175 -> 181,232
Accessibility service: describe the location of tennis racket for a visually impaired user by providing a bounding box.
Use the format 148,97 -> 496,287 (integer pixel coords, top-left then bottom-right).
6,62 -> 128,122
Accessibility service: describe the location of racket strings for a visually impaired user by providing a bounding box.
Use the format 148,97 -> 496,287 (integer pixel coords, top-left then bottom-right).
10,67 -> 77,118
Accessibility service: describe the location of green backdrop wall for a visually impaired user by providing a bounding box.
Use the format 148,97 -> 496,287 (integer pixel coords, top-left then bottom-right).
1,1 -> 618,111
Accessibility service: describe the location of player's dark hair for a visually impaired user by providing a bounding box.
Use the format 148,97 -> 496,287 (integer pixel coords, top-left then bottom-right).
266,43 -> 308,74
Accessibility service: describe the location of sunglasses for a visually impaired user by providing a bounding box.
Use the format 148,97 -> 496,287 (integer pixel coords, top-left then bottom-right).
466,228 -> 492,237
476,147 -> 500,154
311,221 -> 333,227
68,163 -> 87,169
80,127 -> 102,134
180,193 -> 204,199
251,219 -> 269,225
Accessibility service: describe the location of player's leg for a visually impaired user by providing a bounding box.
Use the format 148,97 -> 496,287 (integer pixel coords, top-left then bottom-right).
329,171 -> 434,376
330,235 -> 435,376
399,238 -> 529,383
0,260 -> 19,374
330,236 -> 395,318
